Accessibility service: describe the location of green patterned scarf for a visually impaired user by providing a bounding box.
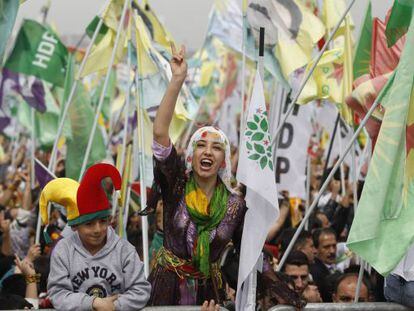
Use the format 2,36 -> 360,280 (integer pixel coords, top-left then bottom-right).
185,175 -> 228,277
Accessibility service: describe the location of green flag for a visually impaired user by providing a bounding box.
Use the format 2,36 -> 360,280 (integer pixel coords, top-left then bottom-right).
64,55 -> 106,180
4,19 -> 67,86
0,0 -> 20,61
353,0 -> 372,79
85,16 -> 109,44
385,0 -> 414,47
347,12 -> 414,276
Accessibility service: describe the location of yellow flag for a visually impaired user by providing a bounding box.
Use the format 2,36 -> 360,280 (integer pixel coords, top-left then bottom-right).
322,0 -> 354,38
272,0 -> 326,79
300,48 -> 344,103
81,0 -> 130,77
341,17 -> 354,124
137,0 -> 174,49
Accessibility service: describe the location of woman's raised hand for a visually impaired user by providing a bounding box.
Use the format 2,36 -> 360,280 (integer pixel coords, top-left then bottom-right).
170,42 -> 187,82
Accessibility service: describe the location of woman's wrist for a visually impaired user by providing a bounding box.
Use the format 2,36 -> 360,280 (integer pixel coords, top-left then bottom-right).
170,75 -> 186,85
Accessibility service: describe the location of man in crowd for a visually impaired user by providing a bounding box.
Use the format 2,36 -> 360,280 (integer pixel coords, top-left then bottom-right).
282,251 -> 310,294
280,229 -> 317,264
310,228 -> 338,297
332,273 -> 369,303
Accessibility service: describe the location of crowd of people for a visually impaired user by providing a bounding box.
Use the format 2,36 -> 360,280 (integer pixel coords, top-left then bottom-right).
0,44 -> 401,311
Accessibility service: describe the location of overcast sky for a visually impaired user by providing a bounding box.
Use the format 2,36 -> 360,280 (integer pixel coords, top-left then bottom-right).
16,0 -> 393,50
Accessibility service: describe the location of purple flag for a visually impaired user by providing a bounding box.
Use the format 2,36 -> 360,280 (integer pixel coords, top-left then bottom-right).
0,69 -> 46,113
35,160 -> 54,189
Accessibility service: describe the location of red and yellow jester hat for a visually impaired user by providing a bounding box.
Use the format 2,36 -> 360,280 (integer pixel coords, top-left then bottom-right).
40,163 -> 122,226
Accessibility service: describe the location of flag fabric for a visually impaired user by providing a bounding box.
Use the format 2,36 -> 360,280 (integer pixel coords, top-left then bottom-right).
340,17 -> 354,124
5,19 -> 67,87
322,0 -> 354,37
347,14 -> 414,276
385,0 -> 413,48
236,68 -> 279,310
299,48 -> 344,104
353,1 -> 372,80
134,0 -> 173,49
371,18 -> 405,78
133,12 -> 195,144
247,0 -> 325,80
0,0 -> 20,60
0,69 -> 46,112
81,0 -> 130,77
64,54 -> 107,180
206,0 -> 287,84
35,160 -> 54,188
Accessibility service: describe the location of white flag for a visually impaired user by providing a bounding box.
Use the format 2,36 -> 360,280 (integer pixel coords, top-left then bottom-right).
236,68 -> 279,311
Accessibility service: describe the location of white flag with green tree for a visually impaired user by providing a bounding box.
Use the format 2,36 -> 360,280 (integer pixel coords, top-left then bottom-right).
236,68 -> 279,310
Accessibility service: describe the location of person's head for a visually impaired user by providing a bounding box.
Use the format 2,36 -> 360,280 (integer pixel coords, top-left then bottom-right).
72,216 -> 110,253
313,228 -> 337,265
315,211 -> 330,228
39,164 -> 122,252
295,230 -> 317,264
332,273 -> 368,303
281,251 -> 310,294
185,127 -> 232,188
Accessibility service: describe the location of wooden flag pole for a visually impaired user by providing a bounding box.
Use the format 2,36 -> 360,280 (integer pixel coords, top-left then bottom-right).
270,0 -> 356,148
79,0 -> 130,180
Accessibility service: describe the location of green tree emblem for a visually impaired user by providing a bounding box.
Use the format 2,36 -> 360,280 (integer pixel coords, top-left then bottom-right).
245,110 -> 273,170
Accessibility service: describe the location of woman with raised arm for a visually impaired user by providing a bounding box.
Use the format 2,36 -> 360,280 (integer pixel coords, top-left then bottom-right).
147,43 -> 304,308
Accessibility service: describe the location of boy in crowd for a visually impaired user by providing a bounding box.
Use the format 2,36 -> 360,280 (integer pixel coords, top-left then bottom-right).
44,164 -> 151,311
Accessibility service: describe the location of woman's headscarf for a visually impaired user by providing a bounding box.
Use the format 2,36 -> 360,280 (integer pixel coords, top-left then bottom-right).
184,126 -> 233,192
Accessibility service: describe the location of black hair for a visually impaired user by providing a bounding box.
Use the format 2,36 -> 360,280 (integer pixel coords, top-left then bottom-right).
312,227 -> 336,248
281,251 -> 309,272
279,229 -> 312,257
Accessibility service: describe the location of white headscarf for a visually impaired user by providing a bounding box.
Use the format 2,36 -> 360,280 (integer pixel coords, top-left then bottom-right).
185,126 -> 234,192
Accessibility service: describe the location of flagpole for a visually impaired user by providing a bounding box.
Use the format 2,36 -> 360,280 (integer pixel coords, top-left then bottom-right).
239,0 -> 248,146
270,0 -> 356,148
321,112 -> 340,182
135,10 -> 150,277
305,154 -> 311,230
119,42 -> 132,182
79,0 -> 130,180
277,93 -> 382,272
48,0 -> 111,173
351,126 -> 365,302
30,108 -> 36,189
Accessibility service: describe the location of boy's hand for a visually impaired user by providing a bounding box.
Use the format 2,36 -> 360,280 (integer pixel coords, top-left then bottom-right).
93,295 -> 118,311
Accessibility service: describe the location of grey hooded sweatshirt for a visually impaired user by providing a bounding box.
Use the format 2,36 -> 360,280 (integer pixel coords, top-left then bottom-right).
48,226 -> 151,310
